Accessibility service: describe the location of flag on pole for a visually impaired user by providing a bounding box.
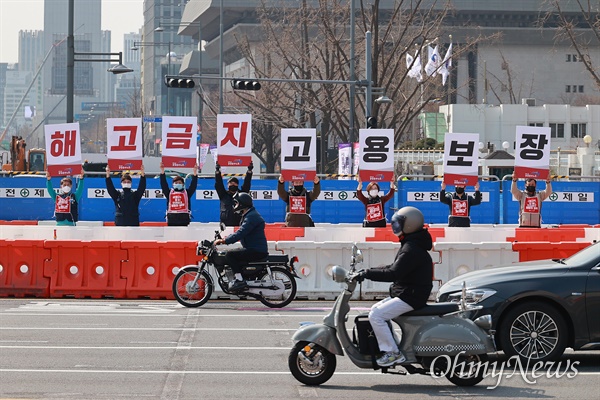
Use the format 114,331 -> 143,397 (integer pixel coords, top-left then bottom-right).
438,43 -> 453,86
406,51 -> 423,82
424,45 -> 440,77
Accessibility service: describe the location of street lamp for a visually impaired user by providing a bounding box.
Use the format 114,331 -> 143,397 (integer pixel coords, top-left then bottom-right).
66,0 -> 132,123
132,41 -> 173,116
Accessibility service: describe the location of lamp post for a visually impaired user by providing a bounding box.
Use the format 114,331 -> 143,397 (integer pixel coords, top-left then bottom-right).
132,41 -> 172,116
66,0 -> 132,123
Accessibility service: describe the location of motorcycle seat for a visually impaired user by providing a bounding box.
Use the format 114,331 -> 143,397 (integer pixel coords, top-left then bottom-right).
247,254 -> 289,265
403,303 -> 459,316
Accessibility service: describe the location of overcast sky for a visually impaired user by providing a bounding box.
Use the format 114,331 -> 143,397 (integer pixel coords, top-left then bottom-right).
0,0 -> 145,64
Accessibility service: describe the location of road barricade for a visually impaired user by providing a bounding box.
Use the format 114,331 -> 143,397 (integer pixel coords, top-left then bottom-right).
120,241 -> 200,299
0,239 -> 51,297
43,240 -> 128,298
511,241 -> 592,262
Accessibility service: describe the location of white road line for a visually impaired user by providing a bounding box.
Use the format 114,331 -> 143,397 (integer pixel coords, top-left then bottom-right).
0,346 -> 286,350
0,327 -> 297,331
0,313 -> 332,317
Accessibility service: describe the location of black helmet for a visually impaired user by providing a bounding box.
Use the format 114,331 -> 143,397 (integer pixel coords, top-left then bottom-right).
391,206 -> 424,236
233,192 -> 253,214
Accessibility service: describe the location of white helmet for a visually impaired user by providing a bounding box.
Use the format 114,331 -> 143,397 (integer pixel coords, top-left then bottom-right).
391,206 -> 424,236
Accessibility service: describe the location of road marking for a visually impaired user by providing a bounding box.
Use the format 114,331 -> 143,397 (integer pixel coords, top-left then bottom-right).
0,327 -> 297,331
0,346 -> 286,350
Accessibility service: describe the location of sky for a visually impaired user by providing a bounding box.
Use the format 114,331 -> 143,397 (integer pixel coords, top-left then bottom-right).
0,0 -> 145,64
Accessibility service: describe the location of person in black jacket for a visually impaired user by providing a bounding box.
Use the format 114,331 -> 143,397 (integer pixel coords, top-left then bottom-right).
105,165 -> 146,226
159,162 -> 198,226
214,192 -> 268,292
215,161 -> 253,226
439,178 -> 482,227
355,206 -> 432,367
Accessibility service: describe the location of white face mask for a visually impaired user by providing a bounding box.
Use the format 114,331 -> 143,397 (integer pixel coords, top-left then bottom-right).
122,183 -> 132,189
369,189 -> 379,197
62,186 -> 72,194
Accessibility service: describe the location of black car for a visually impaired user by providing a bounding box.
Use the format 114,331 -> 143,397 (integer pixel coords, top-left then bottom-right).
436,241 -> 600,363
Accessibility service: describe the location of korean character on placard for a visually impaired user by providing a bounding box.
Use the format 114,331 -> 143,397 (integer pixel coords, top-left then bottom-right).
50,129 -> 77,157
519,133 -> 548,160
221,121 -> 249,147
413,192 -> 424,201
429,192 -> 440,201
110,125 -> 138,151
263,190 -> 273,200
323,191 -> 334,200
362,136 -> 389,163
578,193 -> 588,202
562,192 -> 573,201
446,140 -> 475,166
165,123 -> 193,149
283,136 -> 311,162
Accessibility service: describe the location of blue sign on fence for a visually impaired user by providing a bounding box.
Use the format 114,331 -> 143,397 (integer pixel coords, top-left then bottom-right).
143,116 -> 162,123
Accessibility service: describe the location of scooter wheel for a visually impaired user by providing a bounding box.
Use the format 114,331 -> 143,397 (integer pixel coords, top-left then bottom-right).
288,341 -> 336,385
441,353 -> 488,387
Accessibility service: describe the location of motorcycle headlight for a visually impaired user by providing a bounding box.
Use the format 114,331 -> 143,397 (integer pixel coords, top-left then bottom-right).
447,288 -> 496,305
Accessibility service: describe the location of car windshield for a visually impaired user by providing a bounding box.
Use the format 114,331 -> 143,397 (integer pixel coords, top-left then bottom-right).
563,242 -> 600,266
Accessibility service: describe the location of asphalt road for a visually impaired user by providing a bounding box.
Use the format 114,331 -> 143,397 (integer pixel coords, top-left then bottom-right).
0,298 -> 598,400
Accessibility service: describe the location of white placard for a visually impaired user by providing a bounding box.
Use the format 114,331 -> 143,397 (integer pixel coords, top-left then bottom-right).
216,114 -> 252,166
443,132 -> 479,186
514,125 -> 551,180
280,128 -> 317,181
161,116 -> 198,168
358,129 -> 394,182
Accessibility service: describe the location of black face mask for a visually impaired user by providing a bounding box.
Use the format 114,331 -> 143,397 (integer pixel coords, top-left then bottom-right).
455,187 -> 465,195
228,185 -> 238,193
526,185 -> 536,194
293,185 -> 304,192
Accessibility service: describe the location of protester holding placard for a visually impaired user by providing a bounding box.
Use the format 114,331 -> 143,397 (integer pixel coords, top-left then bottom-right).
215,161 -> 253,226
45,167 -> 84,226
356,175 -> 396,227
105,165 -> 146,226
277,175 -> 320,227
159,162 -> 198,226
511,172 -> 552,228
439,179 -> 481,227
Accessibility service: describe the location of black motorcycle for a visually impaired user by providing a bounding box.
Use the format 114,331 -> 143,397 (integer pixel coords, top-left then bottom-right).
172,224 -> 299,308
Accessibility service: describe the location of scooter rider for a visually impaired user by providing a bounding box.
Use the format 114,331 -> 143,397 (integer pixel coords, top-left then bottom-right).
355,206 -> 433,367
214,192 -> 269,292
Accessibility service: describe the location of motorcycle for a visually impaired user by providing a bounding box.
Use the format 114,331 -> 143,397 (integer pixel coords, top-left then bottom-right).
288,244 -> 496,386
172,223 -> 300,308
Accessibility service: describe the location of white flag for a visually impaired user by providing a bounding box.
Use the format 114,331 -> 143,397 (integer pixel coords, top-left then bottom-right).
406,51 -> 423,82
424,45 -> 440,77
438,43 -> 453,86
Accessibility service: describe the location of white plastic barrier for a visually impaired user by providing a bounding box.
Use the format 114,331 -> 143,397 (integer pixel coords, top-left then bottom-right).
437,226 -> 517,243
432,241 -> 518,283
583,227 -> 600,243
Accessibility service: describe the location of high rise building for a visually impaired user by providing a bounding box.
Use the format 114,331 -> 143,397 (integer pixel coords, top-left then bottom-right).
3,69 -> 38,138
0,63 -> 8,130
18,30 -> 45,73
115,32 -> 142,107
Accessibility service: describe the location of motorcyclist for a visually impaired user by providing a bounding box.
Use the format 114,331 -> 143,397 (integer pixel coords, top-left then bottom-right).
355,206 -> 433,367
214,192 -> 268,292
215,161 -> 253,226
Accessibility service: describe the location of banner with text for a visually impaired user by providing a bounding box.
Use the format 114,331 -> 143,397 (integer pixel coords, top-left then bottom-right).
161,116 -> 197,168
106,118 -> 143,170
281,128 -> 316,181
44,122 -> 82,176
514,125 -> 551,180
443,132 -> 479,186
338,143 -> 351,180
216,114 -> 252,167
358,129 -> 394,182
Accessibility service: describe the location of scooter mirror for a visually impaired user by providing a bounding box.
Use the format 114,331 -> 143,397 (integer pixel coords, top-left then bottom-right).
331,266 -> 348,283
219,222 -> 226,231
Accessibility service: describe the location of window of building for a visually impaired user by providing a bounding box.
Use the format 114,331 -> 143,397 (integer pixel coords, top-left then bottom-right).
566,85 -> 571,93
566,54 -> 571,62
572,85 -> 578,93
550,123 -> 564,138
579,85 -> 584,93
572,54 -> 578,62
571,123 -> 587,138
528,122 -> 543,127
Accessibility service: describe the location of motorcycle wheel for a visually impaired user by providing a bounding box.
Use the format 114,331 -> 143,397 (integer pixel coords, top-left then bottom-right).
441,353 -> 488,387
172,267 -> 213,307
256,266 -> 297,308
288,341 -> 336,385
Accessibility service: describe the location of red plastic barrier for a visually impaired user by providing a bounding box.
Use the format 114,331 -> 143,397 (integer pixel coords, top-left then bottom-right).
511,241 -> 591,262
140,222 -> 168,226
0,239 -> 51,297
120,241 -> 201,299
366,226 -> 446,242
43,240 -> 128,298
508,227 -> 586,243
0,220 -> 38,225
264,225 -> 305,241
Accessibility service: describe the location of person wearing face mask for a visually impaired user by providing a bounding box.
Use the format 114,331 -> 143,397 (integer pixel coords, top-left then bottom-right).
215,161 -> 253,226
511,172 -> 552,228
277,174 -> 321,227
159,162 -> 198,226
46,167 -> 85,226
440,178 -> 482,227
105,164 -> 146,226
356,175 -> 396,227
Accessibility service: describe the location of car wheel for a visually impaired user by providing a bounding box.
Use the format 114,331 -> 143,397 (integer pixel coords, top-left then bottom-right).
498,301 -> 568,363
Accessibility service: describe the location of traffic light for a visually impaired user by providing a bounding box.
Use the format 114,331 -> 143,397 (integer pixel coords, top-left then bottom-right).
231,79 -> 261,90
367,116 -> 377,129
164,76 -> 195,88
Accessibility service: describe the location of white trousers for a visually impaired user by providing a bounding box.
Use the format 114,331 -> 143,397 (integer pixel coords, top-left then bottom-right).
368,297 -> 414,353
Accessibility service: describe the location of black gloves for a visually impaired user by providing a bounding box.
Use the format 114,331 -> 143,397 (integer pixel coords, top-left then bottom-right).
354,269 -> 367,283
248,161 -> 254,172
215,163 -> 221,173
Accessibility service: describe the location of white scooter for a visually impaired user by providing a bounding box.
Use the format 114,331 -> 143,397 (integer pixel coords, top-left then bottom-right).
288,245 -> 496,386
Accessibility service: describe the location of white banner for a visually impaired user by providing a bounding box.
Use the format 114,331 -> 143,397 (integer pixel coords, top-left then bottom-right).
161,116 -> 197,168
44,122 -> 82,176
514,125 -> 551,180
338,143 -> 351,179
106,118 -> 143,170
216,114 -> 252,167
198,143 -> 210,169
281,128 -> 317,181
358,129 -> 394,182
443,132 -> 479,186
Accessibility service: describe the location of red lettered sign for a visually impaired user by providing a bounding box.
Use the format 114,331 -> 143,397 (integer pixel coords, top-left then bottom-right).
44,122 -> 82,176
161,116 -> 197,168
107,118 -> 143,170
